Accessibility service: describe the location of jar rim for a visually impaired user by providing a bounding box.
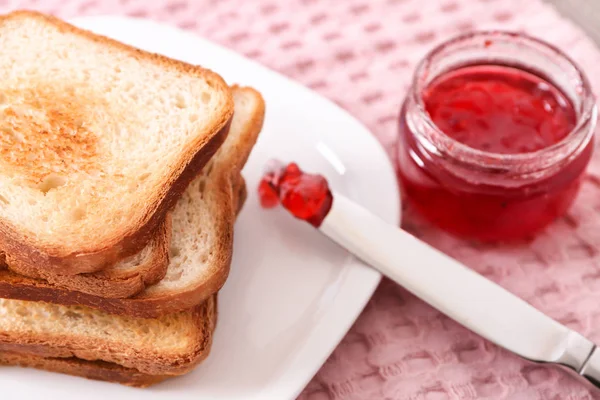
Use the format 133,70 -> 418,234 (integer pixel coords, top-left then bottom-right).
410,30 -> 597,173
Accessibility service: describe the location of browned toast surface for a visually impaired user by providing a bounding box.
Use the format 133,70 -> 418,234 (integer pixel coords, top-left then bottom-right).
0,11 -> 233,275
0,86 -> 263,317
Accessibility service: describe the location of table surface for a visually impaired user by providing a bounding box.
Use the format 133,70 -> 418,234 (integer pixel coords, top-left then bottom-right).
6,0 -> 600,399
546,0 -> 600,44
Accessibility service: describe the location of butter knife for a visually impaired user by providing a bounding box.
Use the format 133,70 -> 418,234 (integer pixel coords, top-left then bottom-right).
319,192 -> 600,388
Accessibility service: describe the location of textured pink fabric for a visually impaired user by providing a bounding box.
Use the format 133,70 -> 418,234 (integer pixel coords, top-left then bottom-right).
4,0 -> 600,398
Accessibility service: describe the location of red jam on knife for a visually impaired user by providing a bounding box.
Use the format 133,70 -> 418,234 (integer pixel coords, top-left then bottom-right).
259,161 -> 333,227
396,32 -> 596,242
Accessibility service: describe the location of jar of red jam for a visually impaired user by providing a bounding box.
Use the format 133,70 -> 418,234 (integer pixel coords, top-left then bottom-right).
396,31 -> 597,242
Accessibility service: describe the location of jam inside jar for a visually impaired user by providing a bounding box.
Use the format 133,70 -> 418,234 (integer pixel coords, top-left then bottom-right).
397,32 -> 597,242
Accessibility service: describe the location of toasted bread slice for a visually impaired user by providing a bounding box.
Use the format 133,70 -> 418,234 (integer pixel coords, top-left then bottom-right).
0,352 -> 167,387
0,295 -> 217,376
0,216 -> 171,299
0,86 -> 263,317
0,179 -> 245,300
0,11 -> 233,275
2,107 -> 247,299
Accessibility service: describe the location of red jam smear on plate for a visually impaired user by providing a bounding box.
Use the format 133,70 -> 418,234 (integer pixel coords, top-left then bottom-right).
259,161 -> 333,227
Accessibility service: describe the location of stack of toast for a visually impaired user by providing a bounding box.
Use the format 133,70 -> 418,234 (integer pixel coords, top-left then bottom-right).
0,11 -> 265,387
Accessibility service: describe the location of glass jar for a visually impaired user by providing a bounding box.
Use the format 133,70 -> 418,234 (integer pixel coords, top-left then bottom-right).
396,31 -> 597,241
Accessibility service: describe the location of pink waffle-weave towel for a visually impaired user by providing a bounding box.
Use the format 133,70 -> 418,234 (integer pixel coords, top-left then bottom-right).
7,0 -> 600,398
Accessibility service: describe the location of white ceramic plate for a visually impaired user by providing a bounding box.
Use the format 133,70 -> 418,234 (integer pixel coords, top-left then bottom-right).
3,16 -> 400,400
